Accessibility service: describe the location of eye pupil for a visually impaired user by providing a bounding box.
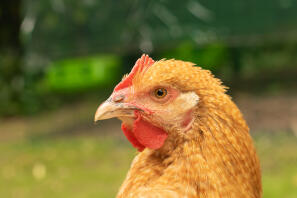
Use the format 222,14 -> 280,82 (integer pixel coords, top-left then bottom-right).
154,88 -> 167,98
157,89 -> 163,96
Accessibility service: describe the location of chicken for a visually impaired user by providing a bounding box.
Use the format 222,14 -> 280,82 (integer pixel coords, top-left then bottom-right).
94,54 -> 262,198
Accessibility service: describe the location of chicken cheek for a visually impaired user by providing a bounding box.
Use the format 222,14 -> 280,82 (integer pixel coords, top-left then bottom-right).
121,112 -> 168,152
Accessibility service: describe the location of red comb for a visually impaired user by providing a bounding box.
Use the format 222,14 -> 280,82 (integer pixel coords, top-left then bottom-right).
114,54 -> 154,91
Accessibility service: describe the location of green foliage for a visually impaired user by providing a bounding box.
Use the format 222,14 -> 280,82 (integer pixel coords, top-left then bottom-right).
1,0 -> 297,117
0,51 -> 22,116
45,55 -> 121,92
162,41 -> 230,71
0,53 -> 122,116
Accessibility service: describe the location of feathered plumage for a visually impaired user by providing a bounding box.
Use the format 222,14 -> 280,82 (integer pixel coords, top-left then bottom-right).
95,54 -> 262,198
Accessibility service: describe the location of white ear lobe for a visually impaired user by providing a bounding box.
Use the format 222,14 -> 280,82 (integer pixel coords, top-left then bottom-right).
178,91 -> 199,110
186,92 -> 199,106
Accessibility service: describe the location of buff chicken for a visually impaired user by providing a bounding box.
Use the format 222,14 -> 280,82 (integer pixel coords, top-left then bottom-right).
94,54 -> 262,198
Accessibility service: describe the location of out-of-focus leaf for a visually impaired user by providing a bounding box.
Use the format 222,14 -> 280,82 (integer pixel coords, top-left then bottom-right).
45,55 -> 121,92
162,41 -> 229,71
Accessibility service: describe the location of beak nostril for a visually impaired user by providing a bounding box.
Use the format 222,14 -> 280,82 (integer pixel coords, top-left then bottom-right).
113,95 -> 124,102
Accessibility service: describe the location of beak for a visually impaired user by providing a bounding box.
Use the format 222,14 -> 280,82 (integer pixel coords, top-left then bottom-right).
94,97 -> 140,122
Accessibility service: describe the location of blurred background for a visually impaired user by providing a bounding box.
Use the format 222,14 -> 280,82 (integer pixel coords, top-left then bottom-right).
0,0 -> 296,197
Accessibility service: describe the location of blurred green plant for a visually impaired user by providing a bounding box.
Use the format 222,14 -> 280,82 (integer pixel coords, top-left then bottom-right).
0,1 -> 23,116
162,41 -> 230,72
0,53 -> 122,116
45,55 -> 121,92
1,0 -> 297,117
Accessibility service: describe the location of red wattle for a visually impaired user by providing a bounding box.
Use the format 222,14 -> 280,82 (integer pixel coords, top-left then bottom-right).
133,112 -> 168,150
121,124 -> 145,152
121,112 -> 168,151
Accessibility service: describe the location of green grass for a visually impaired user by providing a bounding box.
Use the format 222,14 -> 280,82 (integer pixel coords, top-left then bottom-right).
0,132 -> 296,197
254,132 -> 297,198
0,136 -> 135,198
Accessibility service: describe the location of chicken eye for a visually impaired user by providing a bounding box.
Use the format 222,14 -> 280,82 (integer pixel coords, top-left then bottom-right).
154,88 -> 167,99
